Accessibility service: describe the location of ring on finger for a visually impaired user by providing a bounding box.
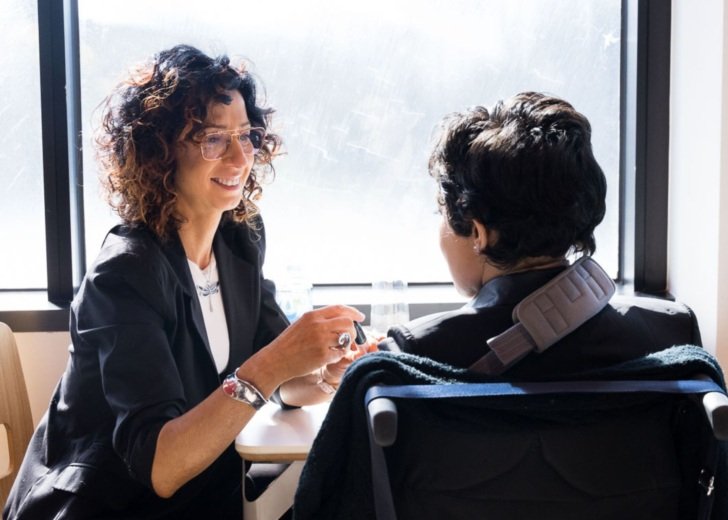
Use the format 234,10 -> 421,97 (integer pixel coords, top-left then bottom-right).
336,331 -> 352,350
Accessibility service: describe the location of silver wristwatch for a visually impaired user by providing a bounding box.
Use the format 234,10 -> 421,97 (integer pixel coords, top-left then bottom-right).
222,372 -> 267,410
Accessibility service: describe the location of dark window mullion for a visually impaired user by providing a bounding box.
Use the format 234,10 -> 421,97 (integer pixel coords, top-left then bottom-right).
637,0 -> 671,295
37,0 -> 84,305
619,0 -> 671,295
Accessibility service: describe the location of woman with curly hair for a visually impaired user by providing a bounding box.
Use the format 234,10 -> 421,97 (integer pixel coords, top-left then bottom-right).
3,45 -> 367,519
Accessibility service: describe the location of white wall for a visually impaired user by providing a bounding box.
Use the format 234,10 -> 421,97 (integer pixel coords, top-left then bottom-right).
14,331 -> 71,425
669,0 -> 728,367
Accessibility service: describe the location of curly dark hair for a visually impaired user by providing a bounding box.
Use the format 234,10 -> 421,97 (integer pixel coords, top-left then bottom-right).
96,44 -> 281,240
429,91 -> 607,269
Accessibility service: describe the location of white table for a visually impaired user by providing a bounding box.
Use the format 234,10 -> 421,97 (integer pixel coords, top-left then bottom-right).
236,402 -> 329,519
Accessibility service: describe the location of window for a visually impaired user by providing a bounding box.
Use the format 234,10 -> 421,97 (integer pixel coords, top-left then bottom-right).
0,0 -> 673,332
78,0 -> 621,285
0,0 -> 45,289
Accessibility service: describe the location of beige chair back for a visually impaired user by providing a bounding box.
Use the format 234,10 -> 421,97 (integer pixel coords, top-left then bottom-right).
0,322 -> 33,510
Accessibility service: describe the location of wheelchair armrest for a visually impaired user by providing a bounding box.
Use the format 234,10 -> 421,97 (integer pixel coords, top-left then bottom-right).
693,374 -> 728,441
702,391 -> 728,441
365,376 -> 728,446
367,397 -> 398,447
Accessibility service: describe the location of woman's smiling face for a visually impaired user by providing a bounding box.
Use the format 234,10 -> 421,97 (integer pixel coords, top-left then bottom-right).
174,89 -> 254,223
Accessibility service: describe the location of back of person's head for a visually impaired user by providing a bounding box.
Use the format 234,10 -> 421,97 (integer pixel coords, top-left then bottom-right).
97,44 -> 279,239
429,91 -> 607,269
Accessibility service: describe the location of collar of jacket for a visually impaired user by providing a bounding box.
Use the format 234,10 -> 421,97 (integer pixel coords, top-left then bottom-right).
469,266 -> 567,309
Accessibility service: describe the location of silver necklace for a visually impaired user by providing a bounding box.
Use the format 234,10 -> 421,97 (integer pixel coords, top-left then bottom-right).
196,257 -> 219,312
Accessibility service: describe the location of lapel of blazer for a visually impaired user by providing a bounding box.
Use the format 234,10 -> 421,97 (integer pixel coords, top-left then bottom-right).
214,224 -> 259,376
159,232 -> 217,373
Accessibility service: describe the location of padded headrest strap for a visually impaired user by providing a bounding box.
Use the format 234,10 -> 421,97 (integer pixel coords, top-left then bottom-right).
470,257 -> 615,375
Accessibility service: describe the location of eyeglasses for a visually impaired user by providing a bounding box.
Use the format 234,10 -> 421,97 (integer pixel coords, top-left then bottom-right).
198,128 -> 266,161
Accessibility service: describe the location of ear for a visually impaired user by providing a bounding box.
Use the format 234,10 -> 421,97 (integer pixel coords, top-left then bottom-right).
471,220 -> 490,252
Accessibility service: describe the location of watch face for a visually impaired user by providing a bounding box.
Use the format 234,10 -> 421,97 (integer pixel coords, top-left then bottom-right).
222,377 -> 237,396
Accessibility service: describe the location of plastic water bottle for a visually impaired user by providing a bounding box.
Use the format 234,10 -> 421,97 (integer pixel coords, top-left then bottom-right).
275,265 -> 313,322
370,279 -> 410,336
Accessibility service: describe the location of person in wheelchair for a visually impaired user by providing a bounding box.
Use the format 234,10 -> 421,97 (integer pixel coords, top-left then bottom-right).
293,92 -> 725,520
378,91 -> 701,374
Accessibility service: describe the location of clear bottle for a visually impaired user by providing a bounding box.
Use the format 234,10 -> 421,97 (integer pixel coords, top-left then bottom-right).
370,279 -> 410,337
275,265 -> 313,323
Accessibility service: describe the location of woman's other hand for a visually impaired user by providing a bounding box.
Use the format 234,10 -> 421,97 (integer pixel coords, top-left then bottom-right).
243,305 -> 365,391
322,340 -> 379,386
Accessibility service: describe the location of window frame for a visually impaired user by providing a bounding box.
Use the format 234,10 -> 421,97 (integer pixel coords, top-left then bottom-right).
0,0 -> 672,332
38,0 -> 86,306
619,0 -> 671,295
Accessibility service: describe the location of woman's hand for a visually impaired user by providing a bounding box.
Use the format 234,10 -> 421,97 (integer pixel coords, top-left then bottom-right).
241,305 -> 366,393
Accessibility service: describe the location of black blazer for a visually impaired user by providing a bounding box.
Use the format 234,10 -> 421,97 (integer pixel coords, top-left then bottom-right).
381,267 -> 703,378
4,219 -> 289,519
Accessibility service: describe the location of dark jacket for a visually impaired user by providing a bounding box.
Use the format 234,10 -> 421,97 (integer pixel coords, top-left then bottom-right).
380,267 -> 702,376
3,219 -> 289,519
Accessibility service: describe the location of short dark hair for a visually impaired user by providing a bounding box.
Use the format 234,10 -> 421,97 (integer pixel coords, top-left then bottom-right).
429,91 -> 607,269
96,44 -> 281,240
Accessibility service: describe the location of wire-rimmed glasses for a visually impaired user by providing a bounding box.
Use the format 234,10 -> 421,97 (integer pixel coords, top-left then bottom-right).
198,128 -> 266,161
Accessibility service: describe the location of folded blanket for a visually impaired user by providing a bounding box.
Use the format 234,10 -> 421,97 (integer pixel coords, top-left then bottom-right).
293,345 -> 727,519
